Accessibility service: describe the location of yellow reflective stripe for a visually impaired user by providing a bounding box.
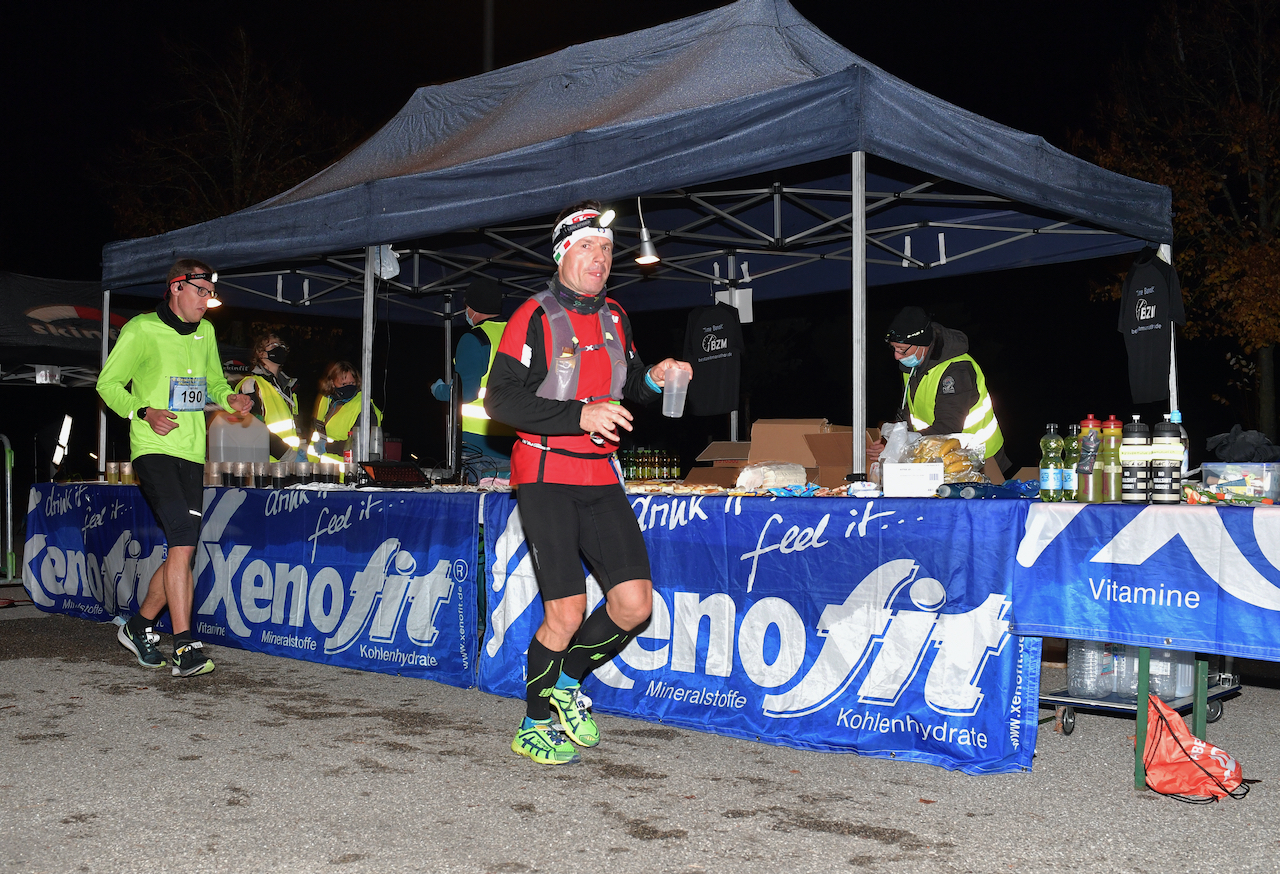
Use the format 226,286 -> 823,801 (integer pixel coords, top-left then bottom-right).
461,402 -> 489,420
963,396 -> 993,429
267,419 -> 293,434
973,418 -> 999,444
909,414 -> 929,430
476,387 -> 487,398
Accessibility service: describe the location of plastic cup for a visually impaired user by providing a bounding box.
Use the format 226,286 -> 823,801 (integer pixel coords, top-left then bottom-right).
106,461 -> 120,485
661,367 -> 690,418
119,462 -> 134,485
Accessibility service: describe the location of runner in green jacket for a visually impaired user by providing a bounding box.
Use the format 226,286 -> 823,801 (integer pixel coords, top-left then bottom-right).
97,258 -> 251,677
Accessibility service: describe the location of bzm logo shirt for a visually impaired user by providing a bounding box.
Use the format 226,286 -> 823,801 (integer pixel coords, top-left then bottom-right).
1118,247 -> 1184,404
682,303 -> 745,416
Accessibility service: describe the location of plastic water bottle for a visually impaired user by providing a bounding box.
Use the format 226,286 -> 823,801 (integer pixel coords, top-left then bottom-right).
1038,424 -> 1065,502
1120,415 -> 1151,503
1067,639 -> 1114,699
1062,424 -> 1081,501
1150,415 -> 1183,504
1113,645 -> 1195,702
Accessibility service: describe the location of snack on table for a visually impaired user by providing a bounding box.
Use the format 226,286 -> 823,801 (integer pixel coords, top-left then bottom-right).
736,462 -> 807,491
903,433 -> 985,483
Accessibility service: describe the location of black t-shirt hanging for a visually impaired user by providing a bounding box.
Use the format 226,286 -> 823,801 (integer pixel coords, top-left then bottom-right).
682,303 -> 745,416
1118,247 -> 1185,404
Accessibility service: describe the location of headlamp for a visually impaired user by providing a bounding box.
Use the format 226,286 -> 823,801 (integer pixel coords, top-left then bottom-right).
551,209 -> 615,250
173,271 -> 218,285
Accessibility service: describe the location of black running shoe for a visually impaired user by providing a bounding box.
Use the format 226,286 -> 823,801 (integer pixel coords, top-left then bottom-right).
117,622 -> 166,669
171,640 -> 215,678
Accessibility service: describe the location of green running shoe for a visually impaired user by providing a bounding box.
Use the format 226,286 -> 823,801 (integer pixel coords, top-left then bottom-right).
511,720 -> 581,765
117,622 -> 166,669
549,685 -> 600,748
171,641 -> 215,678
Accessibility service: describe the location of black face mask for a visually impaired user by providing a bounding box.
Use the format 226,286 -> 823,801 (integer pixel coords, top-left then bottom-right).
331,384 -> 358,403
266,346 -> 289,366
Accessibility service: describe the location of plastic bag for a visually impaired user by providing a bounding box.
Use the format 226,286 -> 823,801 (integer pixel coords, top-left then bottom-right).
880,421 -> 911,465
1143,694 -> 1248,802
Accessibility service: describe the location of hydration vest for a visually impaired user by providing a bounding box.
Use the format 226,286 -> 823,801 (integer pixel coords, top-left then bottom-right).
532,287 -> 627,403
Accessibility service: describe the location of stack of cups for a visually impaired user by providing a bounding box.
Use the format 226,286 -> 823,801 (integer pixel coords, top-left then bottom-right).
271,461 -> 289,489
294,461 -> 313,485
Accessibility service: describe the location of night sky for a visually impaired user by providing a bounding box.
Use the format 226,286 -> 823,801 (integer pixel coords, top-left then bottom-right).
6,0 -> 1228,485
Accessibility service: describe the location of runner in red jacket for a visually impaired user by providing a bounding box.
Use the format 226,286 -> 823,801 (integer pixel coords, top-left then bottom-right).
486,201 -> 691,765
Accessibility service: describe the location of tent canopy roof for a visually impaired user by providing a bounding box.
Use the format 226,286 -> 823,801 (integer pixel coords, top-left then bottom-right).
101,0 -> 1171,313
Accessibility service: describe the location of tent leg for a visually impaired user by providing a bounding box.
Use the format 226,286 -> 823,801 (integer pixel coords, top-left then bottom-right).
1158,243 -> 1178,412
98,289 -> 110,479
359,247 -> 375,463
851,152 -> 867,479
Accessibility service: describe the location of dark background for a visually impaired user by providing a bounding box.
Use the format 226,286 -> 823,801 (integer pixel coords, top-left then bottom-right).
3,1 -> 1237,502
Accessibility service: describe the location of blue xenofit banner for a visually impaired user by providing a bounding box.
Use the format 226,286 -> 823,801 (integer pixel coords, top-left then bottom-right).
1011,503 -> 1280,661
23,484 -> 480,687
480,492 -> 1040,775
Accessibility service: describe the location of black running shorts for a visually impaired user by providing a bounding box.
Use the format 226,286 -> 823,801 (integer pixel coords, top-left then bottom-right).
133,454 -> 205,548
516,482 -> 651,602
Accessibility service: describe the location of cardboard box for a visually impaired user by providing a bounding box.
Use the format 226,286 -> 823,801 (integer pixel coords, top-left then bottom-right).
747,419 -> 830,466
804,431 -> 855,488
883,462 -> 943,497
683,466 -> 742,488
695,442 -> 751,467
687,441 -> 751,486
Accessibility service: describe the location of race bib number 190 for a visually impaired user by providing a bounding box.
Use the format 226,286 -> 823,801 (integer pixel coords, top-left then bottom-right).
169,376 -> 207,411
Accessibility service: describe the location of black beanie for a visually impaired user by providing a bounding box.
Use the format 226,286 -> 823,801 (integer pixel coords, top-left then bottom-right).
885,306 -> 934,346
466,277 -> 504,316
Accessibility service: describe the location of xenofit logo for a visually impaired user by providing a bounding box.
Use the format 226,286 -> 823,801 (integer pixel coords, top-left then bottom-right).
193,490 -> 459,656
486,501 -> 1009,720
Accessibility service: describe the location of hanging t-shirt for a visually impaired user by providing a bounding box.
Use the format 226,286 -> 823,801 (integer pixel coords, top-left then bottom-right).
682,303 -> 745,416
1118,247 -> 1185,403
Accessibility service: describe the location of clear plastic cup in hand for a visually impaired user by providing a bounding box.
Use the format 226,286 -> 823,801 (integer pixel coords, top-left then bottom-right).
662,366 -> 691,418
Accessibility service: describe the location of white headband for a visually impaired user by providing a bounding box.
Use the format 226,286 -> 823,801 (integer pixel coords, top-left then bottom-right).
551,209 -> 614,264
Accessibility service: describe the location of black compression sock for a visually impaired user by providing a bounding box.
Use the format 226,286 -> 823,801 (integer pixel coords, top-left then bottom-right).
125,613 -> 153,636
173,631 -> 193,651
562,605 -> 635,683
525,637 -> 565,721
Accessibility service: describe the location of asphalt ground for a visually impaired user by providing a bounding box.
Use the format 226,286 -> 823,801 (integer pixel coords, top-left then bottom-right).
2,609 -> 1278,874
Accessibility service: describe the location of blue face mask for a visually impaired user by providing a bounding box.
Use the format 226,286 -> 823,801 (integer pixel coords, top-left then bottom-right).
900,352 -> 923,368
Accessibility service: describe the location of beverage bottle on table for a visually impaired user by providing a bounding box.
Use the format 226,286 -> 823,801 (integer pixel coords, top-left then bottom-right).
1062,423 -> 1081,501
1120,415 -> 1151,503
1170,410 -> 1190,484
1150,415 -> 1184,504
1075,413 -> 1103,503
1038,423 -> 1065,502
1100,415 -> 1124,502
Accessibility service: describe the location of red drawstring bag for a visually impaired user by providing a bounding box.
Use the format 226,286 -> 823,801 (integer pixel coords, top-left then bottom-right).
1143,694 -> 1249,803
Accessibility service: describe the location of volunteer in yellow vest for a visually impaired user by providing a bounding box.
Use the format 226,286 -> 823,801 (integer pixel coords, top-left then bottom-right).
235,332 -> 302,462
307,360 -> 383,465
871,305 -> 1011,482
430,277 -> 517,473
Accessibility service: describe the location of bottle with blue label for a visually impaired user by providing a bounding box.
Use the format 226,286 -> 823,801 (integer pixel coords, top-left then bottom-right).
1062,423 -> 1081,501
1038,423 -> 1064,502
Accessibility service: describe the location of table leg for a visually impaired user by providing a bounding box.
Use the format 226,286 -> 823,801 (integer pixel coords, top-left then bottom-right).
1134,646 -> 1150,791
1193,657 -> 1208,738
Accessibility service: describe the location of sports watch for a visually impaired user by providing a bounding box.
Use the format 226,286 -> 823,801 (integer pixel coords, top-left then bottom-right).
137,407 -> 149,422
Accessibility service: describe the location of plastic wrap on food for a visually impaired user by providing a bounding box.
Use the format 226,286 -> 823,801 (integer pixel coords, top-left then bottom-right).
735,462 -> 807,490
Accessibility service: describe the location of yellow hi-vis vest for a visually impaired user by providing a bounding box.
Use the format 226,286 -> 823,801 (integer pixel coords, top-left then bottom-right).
903,353 -> 1004,458
458,320 -> 516,437
235,373 -> 301,462
307,393 -> 383,464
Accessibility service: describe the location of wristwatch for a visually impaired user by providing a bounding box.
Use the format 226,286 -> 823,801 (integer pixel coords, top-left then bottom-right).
137,406 -> 149,421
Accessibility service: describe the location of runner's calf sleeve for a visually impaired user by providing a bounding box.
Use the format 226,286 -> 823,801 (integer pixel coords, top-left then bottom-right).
562,605 -> 637,683
525,637 -> 566,721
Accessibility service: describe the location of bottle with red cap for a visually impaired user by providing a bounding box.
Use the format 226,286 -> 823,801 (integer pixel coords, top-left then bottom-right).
1100,415 -> 1125,502
1075,413 -> 1103,503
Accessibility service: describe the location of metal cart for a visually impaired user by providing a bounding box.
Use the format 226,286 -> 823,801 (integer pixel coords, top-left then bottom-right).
1039,648 -> 1242,789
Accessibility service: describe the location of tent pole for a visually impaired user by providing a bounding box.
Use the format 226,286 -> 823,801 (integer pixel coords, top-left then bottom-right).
1158,243 -> 1178,412
98,288 -> 110,478
851,152 -> 867,478
360,247 -> 375,462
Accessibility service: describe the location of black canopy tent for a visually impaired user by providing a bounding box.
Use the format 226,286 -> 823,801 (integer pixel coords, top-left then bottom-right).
0,272 -> 122,388
99,0 -> 1173,470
